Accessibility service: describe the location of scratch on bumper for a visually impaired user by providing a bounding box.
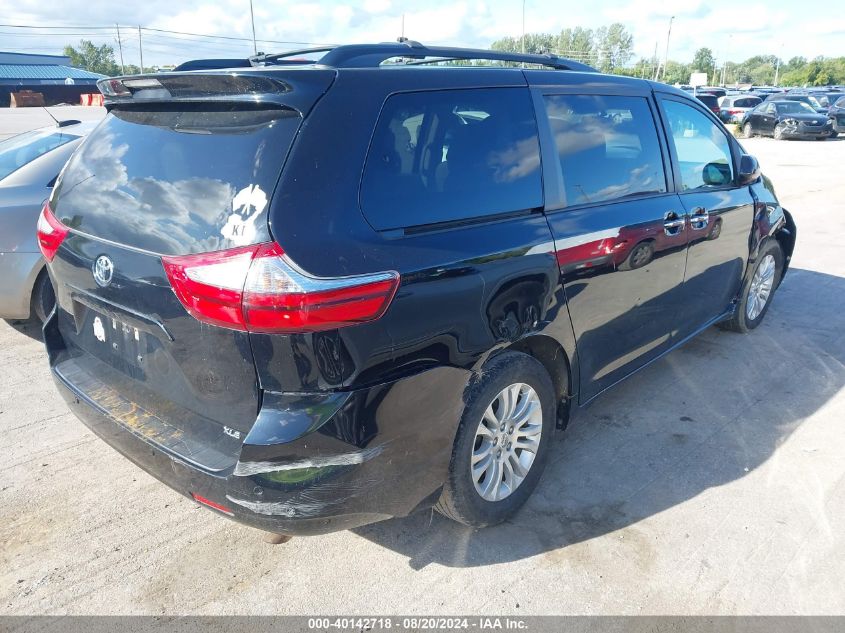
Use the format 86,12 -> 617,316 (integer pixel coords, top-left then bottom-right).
226,477 -> 382,518
232,445 -> 384,477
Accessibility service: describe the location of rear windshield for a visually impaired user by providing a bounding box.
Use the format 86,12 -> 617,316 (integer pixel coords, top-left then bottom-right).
52,104 -> 300,255
0,128 -> 79,181
733,97 -> 761,108
696,95 -> 718,107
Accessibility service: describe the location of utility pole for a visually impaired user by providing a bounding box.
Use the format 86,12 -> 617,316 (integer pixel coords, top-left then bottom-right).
138,25 -> 144,72
115,24 -> 125,75
661,15 -> 674,82
521,0 -> 526,55
651,41 -> 659,81
721,34 -> 732,86
774,44 -> 783,86
249,0 -> 258,55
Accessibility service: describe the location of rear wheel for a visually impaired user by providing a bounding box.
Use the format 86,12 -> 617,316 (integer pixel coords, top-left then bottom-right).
435,351 -> 555,528
719,241 -> 784,333
620,240 -> 654,271
742,122 -> 754,138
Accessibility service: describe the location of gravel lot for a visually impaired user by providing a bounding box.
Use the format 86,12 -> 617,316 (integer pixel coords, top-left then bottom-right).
1,116 -> 844,615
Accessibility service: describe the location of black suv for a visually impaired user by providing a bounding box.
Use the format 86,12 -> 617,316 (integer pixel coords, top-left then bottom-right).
39,42 -> 796,536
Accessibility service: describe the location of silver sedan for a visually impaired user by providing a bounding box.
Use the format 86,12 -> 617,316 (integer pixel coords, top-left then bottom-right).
0,120 -> 97,322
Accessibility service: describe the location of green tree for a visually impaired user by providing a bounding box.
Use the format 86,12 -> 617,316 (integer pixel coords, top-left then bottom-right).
490,33 -> 558,56
662,60 -> 691,85
63,40 -> 120,76
593,23 -> 633,73
691,47 -> 716,78
557,26 -> 594,65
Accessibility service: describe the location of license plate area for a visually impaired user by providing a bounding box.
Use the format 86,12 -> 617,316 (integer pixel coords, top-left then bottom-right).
77,305 -> 149,379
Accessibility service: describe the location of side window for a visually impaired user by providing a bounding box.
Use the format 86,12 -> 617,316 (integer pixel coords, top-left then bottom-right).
542,94 -> 667,207
360,88 -> 542,230
662,99 -> 735,191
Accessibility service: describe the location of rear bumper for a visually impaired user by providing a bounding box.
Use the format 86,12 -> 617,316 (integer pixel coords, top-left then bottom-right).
0,251 -> 42,319
46,313 -> 469,535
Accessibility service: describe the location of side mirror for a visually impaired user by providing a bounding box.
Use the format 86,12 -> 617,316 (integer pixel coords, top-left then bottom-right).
738,154 -> 761,185
703,161 -> 732,186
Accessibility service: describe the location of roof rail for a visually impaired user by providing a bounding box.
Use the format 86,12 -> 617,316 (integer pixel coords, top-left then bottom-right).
250,41 -> 597,72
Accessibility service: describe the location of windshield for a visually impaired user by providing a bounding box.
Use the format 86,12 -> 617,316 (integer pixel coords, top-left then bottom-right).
0,128 -> 79,181
776,101 -> 817,115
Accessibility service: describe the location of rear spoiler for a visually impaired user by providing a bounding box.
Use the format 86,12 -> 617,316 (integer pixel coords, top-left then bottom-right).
96,70 -> 336,115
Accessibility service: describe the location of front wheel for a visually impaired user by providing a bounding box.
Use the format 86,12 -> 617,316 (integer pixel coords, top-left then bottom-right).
719,241 -> 784,333
435,351 -> 555,528
774,124 -> 786,140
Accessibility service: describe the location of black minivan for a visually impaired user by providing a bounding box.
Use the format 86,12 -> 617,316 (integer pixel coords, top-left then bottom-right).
39,42 -> 795,536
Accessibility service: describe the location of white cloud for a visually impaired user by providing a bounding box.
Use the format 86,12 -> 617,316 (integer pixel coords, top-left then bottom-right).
1,0 -> 841,67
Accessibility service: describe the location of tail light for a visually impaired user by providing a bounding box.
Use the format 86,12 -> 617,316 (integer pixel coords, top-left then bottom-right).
162,243 -> 400,333
36,201 -> 69,262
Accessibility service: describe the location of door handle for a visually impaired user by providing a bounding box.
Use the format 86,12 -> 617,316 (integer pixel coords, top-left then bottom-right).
663,212 -> 685,236
690,207 -> 710,230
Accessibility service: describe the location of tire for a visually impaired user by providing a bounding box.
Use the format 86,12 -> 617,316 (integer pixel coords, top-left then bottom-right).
619,240 -> 654,271
742,122 -> 754,139
719,241 -> 784,333
815,136 -> 827,141
31,269 -> 55,323
434,351 -> 555,528
773,124 -> 785,140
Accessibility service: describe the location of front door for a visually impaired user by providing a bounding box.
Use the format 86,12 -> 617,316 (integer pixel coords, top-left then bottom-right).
658,97 -> 755,333
536,91 -> 689,402
757,102 -> 778,135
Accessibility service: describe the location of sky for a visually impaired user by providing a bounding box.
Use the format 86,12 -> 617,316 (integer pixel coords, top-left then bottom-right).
1,0 -> 842,68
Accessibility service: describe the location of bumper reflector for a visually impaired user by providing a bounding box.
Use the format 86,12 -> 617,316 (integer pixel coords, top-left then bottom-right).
191,492 -> 234,516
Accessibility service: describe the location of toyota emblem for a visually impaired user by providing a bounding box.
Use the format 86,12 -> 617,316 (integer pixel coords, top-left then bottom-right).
92,255 -> 114,287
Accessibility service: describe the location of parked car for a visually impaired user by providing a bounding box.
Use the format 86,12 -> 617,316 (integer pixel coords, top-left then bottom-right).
763,92 -> 826,113
695,93 -> 721,116
828,95 -> 845,133
816,92 -> 845,109
39,42 -> 796,537
718,94 -> 762,123
0,120 -> 96,323
741,100 -> 835,140
699,86 -> 726,99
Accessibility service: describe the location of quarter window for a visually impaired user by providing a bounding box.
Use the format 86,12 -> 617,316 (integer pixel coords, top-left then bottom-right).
542,94 -> 667,207
360,88 -> 543,231
662,99 -> 735,190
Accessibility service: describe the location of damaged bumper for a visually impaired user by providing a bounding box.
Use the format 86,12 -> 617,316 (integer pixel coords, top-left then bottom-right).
46,316 -> 470,535
780,122 -> 834,138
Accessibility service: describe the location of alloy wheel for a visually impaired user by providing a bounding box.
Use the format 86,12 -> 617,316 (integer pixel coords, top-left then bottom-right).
471,383 -> 542,502
746,254 -> 776,321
